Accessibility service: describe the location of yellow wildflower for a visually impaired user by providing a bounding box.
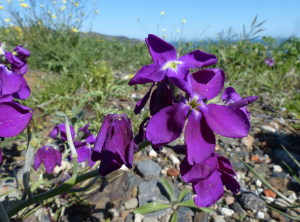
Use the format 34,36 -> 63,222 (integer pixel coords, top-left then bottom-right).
47,10 -> 51,14
163,34 -> 166,39
51,15 -> 57,19
63,0 -> 67,3
9,24 -> 13,28
69,14 -> 73,17
61,6 -> 66,10
74,2 -> 78,7
5,18 -> 11,22
72,28 -> 78,33
40,4 -> 44,7
4,29 -> 9,34
95,10 -> 99,13
18,0 -> 24,2
81,12 -> 85,15
83,31 -> 87,34
76,19 -> 79,22
177,30 -> 180,33
0,6 -> 4,10
163,28 -> 166,32
161,12 -> 165,15
33,33 -> 36,36
16,36 -> 20,39
53,1 -> 56,4
38,22 -> 41,25
182,19 -> 186,23
7,0 -> 11,3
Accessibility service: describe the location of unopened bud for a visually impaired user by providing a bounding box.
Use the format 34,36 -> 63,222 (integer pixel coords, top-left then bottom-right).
30,140 -> 38,148
66,110 -> 72,117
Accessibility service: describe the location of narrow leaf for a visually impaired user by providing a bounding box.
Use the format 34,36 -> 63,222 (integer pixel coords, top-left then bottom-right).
251,15 -> 258,28
267,204 -> 300,221
161,178 -> 174,202
282,145 -> 300,168
282,161 -> 300,184
178,188 -> 191,202
133,202 -> 171,215
170,211 -> 178,222
177,200 -> 213,213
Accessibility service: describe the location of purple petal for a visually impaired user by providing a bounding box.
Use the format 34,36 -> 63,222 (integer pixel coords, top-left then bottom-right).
215,153 -> 236,176
180,156 -> 218,184
34,147 -> 45,171
76,146 -> 89,162
193,170 -> 224,207
134,117 -> 150,145
168,76 -> 192,96
44,148 -> 56,174
185,110 -> 215,164
178,50 -> 218,69
58,123 -> 75,141
229,96 -> 259,108
73,141 -> 86,148
145,34 -> 177,63
79,122 -> 90,134
166,63 -> 190,80
87,147 -> 96,167
200,104 -> 250,138
98,139 -> 118,176
221,87 -> 239,101
49,126 -> 59,139
149,82 -> 173,116
86,134 -> 96,144
219,169 -> 240,194
92,114 -> 114,161
54,149 -> 62,167
12,75 -> 30,100
0,64 -> 22,96
14,46 -> 30,57
134,83 -> 154,115
0,102 -> 32,137
191,68 -> 225,100
146,103 -> 189,146
128,63 -> 166,85
0,95 -> 13,103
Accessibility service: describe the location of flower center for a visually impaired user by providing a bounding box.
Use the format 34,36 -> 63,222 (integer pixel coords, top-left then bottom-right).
162,61 -> 182,71
188,95 -> 202,109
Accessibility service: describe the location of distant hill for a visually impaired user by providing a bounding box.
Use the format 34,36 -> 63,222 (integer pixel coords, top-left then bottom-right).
80,32 -> 143,44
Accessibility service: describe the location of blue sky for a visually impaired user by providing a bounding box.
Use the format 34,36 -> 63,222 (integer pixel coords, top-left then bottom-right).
91,0 -> 300,41
1,0 -> 299,41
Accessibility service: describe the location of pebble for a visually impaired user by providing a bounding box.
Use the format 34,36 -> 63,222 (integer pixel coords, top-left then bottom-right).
220,207 -> 234,217
161,170 -> 167,176
143,218 -> 158,222
238,192 -> 266,213
136,160 -> 161,177
273,198 -> 290,208
229,202 -> 246,215
255,188 -> 263,195
148,149 -> 157,158
134,213 -> 144,222
263,188 -> 276,198
169,154 -> 180,165
260,125 -> 276,133
273,165 -> 283,172
124,198 -> 138,210
167,168 -> 179,177
255,179 -> 262,188
288,192 -> 297,203
256,211 -> 264,219
241,135 -> 255,151
225,196 -> 235,205
212,215 -> 226,222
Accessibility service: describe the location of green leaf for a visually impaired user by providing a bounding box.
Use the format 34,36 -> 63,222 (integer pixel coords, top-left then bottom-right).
282,145 -> 300,168
133,202 -> 171,215
267,204 -> 300,221
177,200 -> 213,213
161,178 -> 174,202
170,210 -> 178,222
251,14 -> 258,28
282,161 -> 300,184
177,188 -> 191,202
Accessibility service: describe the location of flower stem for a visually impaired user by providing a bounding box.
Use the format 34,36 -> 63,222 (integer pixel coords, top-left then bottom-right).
64,115 -> 77,158
137,139 -> 152,152
0,201 -> 10,222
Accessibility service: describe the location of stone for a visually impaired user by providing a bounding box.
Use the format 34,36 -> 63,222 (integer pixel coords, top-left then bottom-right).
273,198 -> 290,208
143,218 -> 158,222
136,160 -> 161,177
251,155 -> 259,162
194,212 -> 208,222
167,168 -> 179,177
273,165 -> 283,172
124,198 -> 138,210
121,211 -> 130,220
269,210 -> 287,221
125,213 -> 134,222
169,154 -> 180,165
288,192 -> 297,203
260,125 -> 276,133
225,196 -> 235,205
256,211 -> 264,219
220,207 -> 234,217
177,206 -> 193,222
212,215 -> 226,222
241,135 -> 255,151
149,149 -> 157,158
267,177 -> 285,191
274,150 -> 300,169
238,192 -> 266,213
161,170 -> 167,176
255,179 -> 262,188
263,188 -> 276,198
229,202 -> 246,215
134,213 -> 144,222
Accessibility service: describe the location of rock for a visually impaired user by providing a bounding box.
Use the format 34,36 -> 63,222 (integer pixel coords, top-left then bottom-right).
255,179 -> 262,188
124,198 -> 138,210
143,218 -> 158,222
248,164 -> 268,178
169,154 -> 180,165
273,165 -> 283,172
121,211 -> 130,220
273,198 -> 290,208
125,213 -> 134,222
267,177 -> 286,191
256,211 -> 264,219
229,202 -> 246,215
269,210 -> 287,221
288,192 -> 297,202
263,188 -> 276,198
167,168 -> 179,177
274,150 -> 300,169
149,149 -> 157,158
136,160 -> 161,177
212,215 -> 226,222
238,192 -> 266,213
161,170 -> 167,176
134,213 -> 144,222
225,196 -> 235,205
194,212 -> 208,222
260,125 -> 276,133
251,155 -> 259,162
177,206 -> 193,222
220,207 -> 234,217
241,135 -> 255,151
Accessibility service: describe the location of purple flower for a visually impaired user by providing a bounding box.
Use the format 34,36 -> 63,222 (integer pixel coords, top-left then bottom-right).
0,102 -> 32,137
50,123 -> 75,141
146,69 -> 256,165
5,45 -> 30,75
265,57 -> 274,66
73,133 -> 97,167
222,87 -> 258,119
34,145 -> 62,174
129,34 -> 218,95
180,153 -> 239,207
91,114 -> 137,176
79,122 -> 91,135
0,64 -> 31,101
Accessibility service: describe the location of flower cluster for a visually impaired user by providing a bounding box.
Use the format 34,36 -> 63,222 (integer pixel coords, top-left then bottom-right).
128,34 -> 258,207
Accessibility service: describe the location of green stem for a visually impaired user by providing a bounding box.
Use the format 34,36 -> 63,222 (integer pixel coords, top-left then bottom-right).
0,201 -> 10,222
137,139 -> 152,152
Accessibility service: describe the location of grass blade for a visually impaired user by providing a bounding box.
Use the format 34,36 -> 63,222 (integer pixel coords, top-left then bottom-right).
177,200 -> 213,213
267,204 -> 300,221
282,161 -> 300,184
161,178 -> 174,202
133,202 -> 171,215
282,145 -> 300,168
